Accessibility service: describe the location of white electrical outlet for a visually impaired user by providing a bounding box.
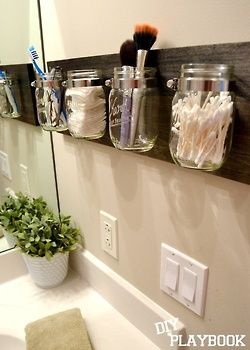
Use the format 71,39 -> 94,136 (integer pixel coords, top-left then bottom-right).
0,151 -> 12,180
100,210 -> 118,259
104,221 -> 112,249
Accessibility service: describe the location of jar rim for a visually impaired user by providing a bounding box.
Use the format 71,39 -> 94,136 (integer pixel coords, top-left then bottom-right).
181,63 -> 233,74
67,69 -> 102,79
0,76 -> 13,84
113,66 -> 156,79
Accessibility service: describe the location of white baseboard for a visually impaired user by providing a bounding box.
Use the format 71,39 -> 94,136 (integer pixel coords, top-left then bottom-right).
70,249 -> 186,350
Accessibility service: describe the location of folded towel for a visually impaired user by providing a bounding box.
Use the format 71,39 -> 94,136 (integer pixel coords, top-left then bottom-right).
25,308 -> 93,350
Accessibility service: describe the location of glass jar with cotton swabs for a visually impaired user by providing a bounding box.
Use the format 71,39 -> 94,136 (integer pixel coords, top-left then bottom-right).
168,63 -> 234,171
0,71 -> 20,118
63,69 -> 106,139
107,66 -> 159,152
31,68 -> 67,132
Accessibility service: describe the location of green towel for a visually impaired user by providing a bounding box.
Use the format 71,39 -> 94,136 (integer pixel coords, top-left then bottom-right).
25,308 -> 93,350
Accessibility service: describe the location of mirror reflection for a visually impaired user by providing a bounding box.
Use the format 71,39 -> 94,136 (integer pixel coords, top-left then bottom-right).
0,0 -> 58,253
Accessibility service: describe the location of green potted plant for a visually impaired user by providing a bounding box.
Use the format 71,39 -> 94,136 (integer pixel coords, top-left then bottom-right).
17,210 -> 80,288
1,192 -> 80,288
0,192 -> 34,248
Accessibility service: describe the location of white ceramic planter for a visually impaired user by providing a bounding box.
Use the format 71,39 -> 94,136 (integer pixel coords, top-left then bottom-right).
0,227 -> 17,248
22,252 -> 69,288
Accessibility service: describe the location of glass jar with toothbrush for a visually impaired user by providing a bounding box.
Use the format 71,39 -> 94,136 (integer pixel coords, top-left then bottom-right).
168,63 -> 234,171
31,70 -> 67,132
107,66 -> 159,152
0,71 -> 20,118
63,69 -> 106,139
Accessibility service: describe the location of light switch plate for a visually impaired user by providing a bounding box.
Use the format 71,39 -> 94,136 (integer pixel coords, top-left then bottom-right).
160,243 -> 209,317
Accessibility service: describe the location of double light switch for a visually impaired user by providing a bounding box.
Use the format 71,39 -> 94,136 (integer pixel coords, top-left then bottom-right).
160,243 -> 208,316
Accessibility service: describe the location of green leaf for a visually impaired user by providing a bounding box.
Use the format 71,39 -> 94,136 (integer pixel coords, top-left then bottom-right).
45,251 -> 52,261
18,232 -> 26,239
45,242 -> 51,250
30,246 -> 37,253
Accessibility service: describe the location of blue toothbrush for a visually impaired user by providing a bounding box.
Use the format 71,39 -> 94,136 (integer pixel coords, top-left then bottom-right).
28,46 -> 46,80
28,46 -> 67,123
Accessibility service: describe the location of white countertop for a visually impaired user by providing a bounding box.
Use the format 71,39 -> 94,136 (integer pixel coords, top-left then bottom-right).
0,269 -> 160,350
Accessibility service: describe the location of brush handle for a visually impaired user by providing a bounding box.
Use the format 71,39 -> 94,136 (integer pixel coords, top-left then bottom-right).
4,85 -> 18,114
129,50 -> 148,144
120,91 -> 132,146
136,50 -> 148,75
129,88 -> 143,146
32,59 -> 46,80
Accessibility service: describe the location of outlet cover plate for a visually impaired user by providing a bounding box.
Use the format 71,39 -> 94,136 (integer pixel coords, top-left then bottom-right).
100,210 -> 118,259
160,243 -> 209,317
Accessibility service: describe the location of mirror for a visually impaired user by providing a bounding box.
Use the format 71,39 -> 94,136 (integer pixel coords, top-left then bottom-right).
0,0 -> 59,252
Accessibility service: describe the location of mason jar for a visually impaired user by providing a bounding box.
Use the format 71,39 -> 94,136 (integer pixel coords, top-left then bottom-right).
107,66 -> 159,152
0,75 -> 20,118
64,69 -> 106,139
31,73 -> 67,132
168,64 -> 234,171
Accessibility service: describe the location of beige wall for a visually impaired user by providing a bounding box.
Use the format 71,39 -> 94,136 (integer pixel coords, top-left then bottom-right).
40,0 -> 250,61
40,0 -> 250,346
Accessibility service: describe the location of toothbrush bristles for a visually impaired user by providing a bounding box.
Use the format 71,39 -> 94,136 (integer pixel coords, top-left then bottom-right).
28,46 -> 39,60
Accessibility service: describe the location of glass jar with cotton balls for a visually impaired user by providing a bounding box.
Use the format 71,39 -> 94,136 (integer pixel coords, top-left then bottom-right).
64,69 -> 106,139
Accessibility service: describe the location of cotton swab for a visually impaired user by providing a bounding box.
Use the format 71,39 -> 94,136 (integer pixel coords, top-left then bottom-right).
171,91 -> 233,168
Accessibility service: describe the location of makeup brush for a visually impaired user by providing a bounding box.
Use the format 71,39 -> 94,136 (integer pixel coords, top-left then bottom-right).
129,24 -> 158,146
119,39 -> 137,67
118,40 -> 137,147
133,23 -> 158,75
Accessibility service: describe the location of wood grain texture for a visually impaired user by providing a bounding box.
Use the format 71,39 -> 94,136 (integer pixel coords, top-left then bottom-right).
48,42 -> 250,185
0,63 -> 38,126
